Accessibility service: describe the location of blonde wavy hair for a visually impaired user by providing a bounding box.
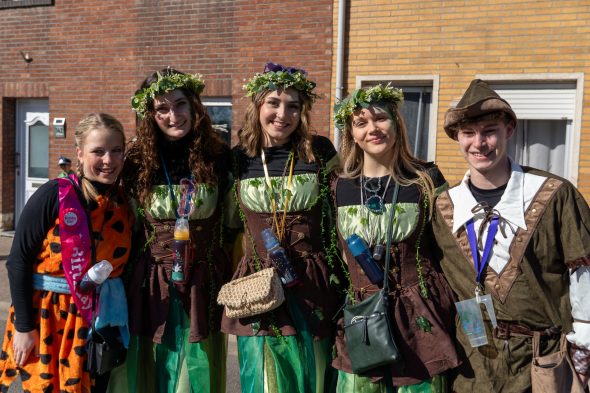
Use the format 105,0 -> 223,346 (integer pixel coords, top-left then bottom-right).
237,88 -> 316,162
75,113 -> 126,203
338,101 -> 436,215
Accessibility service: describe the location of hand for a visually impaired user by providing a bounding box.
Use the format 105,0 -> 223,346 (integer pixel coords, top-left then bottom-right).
12,330 -> 39,367
577,372 -> 589,388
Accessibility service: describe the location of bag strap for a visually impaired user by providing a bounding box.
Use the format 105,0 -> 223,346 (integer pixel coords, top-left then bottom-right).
382,182 -> 400,293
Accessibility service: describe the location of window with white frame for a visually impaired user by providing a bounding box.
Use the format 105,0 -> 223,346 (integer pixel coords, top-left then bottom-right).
359,76 -> 438,161
202,97 -> 232,145
485,78 -> 581,183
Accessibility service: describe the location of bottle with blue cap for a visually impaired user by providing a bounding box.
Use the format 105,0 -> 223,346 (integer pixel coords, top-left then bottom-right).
261,228 -> 301,287
346,234 -> 384,285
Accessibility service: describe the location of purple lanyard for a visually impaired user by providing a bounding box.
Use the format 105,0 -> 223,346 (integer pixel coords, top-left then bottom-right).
466,217 -> 499,284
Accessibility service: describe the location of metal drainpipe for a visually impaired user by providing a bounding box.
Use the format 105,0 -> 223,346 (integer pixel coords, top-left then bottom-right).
334,0 -> 346,149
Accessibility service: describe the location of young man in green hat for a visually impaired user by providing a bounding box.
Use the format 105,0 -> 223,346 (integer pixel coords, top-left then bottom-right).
433,79 -> 590,392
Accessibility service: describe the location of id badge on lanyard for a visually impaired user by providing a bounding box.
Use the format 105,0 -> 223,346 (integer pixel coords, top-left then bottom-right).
455,217 -> 499,347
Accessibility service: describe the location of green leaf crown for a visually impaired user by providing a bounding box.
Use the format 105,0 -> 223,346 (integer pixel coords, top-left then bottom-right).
131,71 -> 205,119
243,62 -> 318,102
334,83 -> 404,129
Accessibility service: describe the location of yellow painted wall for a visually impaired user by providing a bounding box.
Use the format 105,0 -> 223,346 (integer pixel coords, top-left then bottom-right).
331,0 -> 590,198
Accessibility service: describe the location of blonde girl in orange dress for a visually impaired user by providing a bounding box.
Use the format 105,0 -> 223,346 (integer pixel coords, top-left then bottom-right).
0,113 -> 133,393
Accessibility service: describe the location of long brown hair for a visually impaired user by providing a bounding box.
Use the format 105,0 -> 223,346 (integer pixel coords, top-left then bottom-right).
124,68 -> 225,207
237,88 -> 316,162
75,113 -> 126,203
339,101 -> 436,214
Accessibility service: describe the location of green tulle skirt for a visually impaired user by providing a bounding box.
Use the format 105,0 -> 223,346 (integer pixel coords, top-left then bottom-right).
236,335 -> 334,393
110,288 -> 227,393
336,371 -> 447,393
236,297 -> 337,393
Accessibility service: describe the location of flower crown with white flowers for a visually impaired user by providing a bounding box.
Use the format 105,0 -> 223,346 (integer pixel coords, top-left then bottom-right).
131,70 -> 205,119
243,62 -> 318,102
334,84 -> 404,129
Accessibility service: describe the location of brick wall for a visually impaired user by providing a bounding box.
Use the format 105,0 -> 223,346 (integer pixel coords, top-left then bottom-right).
333,0 -> 590,198
232,0 -> 334,144
0,0 -> 333,228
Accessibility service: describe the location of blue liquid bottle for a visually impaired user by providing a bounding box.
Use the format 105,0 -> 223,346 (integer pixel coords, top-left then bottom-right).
346,234 -> 384,285
261,228 -> 301,287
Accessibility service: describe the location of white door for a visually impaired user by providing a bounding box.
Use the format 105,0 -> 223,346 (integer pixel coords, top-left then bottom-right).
15,99 -> 49,226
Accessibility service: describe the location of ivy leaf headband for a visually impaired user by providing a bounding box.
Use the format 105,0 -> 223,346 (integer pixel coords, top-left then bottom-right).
131,71 -> 205,119
243,62 -> 318,102
333,83 -> 404,129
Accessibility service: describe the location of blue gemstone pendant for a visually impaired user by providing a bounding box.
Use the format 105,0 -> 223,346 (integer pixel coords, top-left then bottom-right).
365,195 -> 384,214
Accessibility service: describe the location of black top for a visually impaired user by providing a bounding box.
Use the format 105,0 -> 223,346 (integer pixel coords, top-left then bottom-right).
7,179 -> 114,332
157,135 -> 195,184
234,135 -> 336,180
336,163 -> 446,206
126,133 -> 232,202
468,180 -> 507,208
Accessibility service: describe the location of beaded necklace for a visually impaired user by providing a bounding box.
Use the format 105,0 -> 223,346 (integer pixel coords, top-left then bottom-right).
261,149 -> 295,242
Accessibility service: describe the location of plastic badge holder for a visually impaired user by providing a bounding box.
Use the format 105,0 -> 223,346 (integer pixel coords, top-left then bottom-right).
455,298 -> 488,347
455,291 -> 498,348
476,292 -> 498,330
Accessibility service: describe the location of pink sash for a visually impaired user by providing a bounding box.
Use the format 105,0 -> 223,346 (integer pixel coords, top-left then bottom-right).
58,175 -> 93,325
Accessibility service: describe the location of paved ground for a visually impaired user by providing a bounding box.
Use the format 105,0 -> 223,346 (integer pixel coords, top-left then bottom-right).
0,233 -> 242,392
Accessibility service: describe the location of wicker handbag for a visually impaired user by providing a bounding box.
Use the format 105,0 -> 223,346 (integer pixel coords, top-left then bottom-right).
217,267 -> 285,319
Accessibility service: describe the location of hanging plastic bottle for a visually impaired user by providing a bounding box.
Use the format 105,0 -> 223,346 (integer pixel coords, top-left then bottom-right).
171,178 -> 196,283
78,260 -> 113,293
346,234 -> 384,285
172,217 -> 190,282
261,228 -> 301,287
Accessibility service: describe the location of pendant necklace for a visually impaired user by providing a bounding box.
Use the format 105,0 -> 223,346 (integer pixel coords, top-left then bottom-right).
362,174 -> 392,215
360,174 -> 392,261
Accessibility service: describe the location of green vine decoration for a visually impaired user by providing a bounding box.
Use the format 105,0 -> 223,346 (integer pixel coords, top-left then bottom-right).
232,180 -> 263,272
269,319 -> 287,344
414,181 -> 430,299
136,206 -> 156,251
314,150 -> 353,301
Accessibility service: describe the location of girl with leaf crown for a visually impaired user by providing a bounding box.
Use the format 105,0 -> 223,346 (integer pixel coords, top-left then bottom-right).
122,67 -> 232,393
220,62 -> 343,393
331,84 -> 460,392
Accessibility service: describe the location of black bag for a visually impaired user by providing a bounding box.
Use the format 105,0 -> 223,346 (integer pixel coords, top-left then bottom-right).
343,183 -> 402,374
86,326 -> 127,375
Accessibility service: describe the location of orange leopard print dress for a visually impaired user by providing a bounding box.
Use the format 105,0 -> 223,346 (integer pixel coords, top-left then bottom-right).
0,192 -> 132,393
